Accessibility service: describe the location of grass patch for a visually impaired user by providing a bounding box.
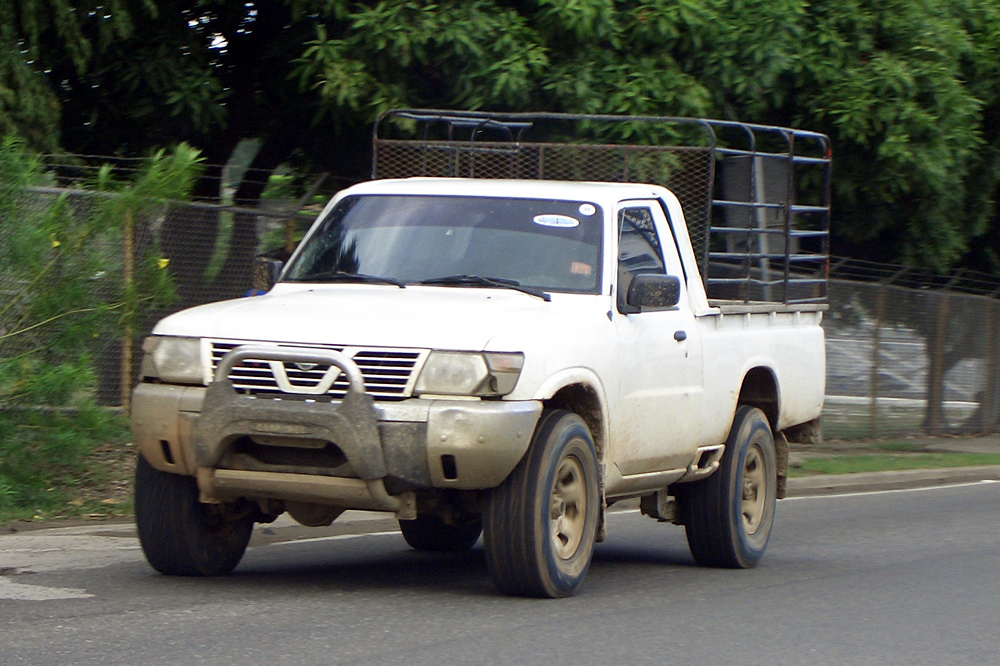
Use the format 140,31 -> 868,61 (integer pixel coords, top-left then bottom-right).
0,404 -> 135,524
789,452 -> 1000,477
871,441 -> 926,452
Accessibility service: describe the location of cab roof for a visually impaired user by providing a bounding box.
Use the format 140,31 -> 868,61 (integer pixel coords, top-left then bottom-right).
341,177 -> 673,208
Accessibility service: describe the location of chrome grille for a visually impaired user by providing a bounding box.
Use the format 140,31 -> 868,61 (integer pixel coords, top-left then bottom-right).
209,340 -> 426,401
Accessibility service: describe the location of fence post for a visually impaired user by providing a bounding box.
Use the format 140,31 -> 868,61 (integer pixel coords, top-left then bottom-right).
984,299 -> 998,432
121,209 -> 135,414
926,290 -> 949,434
869,267 -> 906,438
869,285 -> 886,437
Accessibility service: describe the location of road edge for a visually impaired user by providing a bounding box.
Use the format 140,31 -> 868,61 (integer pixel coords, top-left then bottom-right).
785,464 -> 1000,497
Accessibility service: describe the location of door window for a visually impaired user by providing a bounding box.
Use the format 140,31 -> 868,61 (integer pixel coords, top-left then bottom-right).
618,207 -> 666,311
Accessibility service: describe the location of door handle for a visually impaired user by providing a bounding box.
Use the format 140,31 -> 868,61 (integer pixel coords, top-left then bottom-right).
674,330 -> 687,342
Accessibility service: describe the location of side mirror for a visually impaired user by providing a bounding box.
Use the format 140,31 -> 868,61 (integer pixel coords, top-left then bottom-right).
252,256 -> 284,292
626,273 -> 681,311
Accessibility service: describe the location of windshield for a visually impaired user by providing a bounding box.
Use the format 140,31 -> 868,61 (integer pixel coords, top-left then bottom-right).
283,195 -> 604,293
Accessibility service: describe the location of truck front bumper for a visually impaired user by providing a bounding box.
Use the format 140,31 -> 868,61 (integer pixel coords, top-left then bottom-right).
131,348 -> 541,512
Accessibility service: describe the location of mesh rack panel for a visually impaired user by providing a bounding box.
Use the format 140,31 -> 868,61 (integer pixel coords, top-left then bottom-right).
375,140 -> 714,266
373,109 -> 831,306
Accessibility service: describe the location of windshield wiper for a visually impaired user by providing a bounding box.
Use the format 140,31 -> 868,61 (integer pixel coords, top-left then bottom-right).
288,271 -> 405,288
420,275 -> 551,302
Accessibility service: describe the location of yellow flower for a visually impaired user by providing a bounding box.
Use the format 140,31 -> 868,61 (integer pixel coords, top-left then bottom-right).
157,258 -> 170,269
50,235 -> 61,248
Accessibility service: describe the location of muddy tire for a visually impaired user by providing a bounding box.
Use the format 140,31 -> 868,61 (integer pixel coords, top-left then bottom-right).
399,514 -> 482,552
483,410 -> 600,598
134,455 -> 254,576
678,405 -> 777,568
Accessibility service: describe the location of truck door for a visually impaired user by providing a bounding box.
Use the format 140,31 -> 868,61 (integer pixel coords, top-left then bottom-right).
611,201 -> 704,476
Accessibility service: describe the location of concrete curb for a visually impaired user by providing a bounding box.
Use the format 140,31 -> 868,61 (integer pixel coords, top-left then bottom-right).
785,465 -> 1000,497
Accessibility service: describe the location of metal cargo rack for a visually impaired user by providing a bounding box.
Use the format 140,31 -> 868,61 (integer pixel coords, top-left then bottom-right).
373,109 -> 831,306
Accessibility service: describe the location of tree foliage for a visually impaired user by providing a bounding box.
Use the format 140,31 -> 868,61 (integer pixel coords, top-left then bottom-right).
3,0 -> 1000,270
0,3 -> 60,151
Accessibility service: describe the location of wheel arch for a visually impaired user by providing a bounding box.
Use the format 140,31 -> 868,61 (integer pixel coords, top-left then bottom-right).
533,370 -> 609,469
737,365 -> 780,431
736,365 -> 788,500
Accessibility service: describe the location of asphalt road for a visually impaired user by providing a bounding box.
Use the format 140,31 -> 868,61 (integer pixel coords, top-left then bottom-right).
2,481 -> 999,666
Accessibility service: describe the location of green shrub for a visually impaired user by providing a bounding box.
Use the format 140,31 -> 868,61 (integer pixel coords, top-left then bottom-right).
0,404 -> 131,518
0,138 -> 202,520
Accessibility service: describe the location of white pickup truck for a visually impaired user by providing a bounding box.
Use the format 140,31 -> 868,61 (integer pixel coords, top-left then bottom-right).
131,111 -> 829,597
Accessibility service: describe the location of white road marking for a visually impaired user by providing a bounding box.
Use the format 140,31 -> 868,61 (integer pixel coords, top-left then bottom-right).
267,530 -> 402,547
0,577 -> 93,601
607,480 -> 999,514
781,478 -> 999,501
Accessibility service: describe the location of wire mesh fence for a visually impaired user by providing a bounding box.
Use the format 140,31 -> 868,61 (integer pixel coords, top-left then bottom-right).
3,184 -> 999,440
0,186 -> 315,408
823,272 -> 1000,439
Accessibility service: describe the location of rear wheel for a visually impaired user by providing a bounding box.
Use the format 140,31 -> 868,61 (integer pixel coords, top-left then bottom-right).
134,455 -> 254,576
678,405 -> 777,568
399,514 -> 482,552
483,410 -> 600,598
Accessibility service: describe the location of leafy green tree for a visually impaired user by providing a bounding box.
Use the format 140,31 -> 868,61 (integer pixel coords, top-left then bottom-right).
786,0 -> 991,270
0,4 -> 60,151
4,0 -> 1000,272
293,0 -> 1000,270
951,1 -> 1000,272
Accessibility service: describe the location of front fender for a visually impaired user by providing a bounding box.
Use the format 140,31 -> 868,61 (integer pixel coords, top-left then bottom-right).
531,367 -> 610,457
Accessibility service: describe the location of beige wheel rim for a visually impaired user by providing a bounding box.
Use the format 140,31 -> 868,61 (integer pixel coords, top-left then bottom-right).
550,454 -> 587,560
741,445 -> 767,535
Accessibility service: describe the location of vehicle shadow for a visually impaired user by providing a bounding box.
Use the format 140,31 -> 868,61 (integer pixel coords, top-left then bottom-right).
226,532 -> 698,596
129,527 -> 701,599
232,543 -> 498,596
591,541 -> 695,568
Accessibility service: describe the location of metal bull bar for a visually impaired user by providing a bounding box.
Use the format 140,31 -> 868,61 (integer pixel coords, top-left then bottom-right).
192,346 -> 415,517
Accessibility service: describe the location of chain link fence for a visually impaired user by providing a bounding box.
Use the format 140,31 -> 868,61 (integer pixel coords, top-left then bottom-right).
0,186 -> 315,408
4,184 -> 999,440
823,261 -> 1000,439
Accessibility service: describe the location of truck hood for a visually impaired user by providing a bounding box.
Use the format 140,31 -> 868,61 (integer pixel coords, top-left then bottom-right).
152,284 -> 599,351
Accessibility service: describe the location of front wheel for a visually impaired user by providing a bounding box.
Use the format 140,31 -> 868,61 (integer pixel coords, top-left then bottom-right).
135,455 -> 254,576
678,405 -> 777,568
483,410 -> 600,598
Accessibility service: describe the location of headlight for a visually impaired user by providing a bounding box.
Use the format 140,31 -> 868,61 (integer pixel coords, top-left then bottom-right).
414,351 -> 524,397
141,336 -> 205,385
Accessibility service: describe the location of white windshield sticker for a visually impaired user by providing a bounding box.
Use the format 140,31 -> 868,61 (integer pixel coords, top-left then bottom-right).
579,204 -> 596,216
533,214 -> 580,229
